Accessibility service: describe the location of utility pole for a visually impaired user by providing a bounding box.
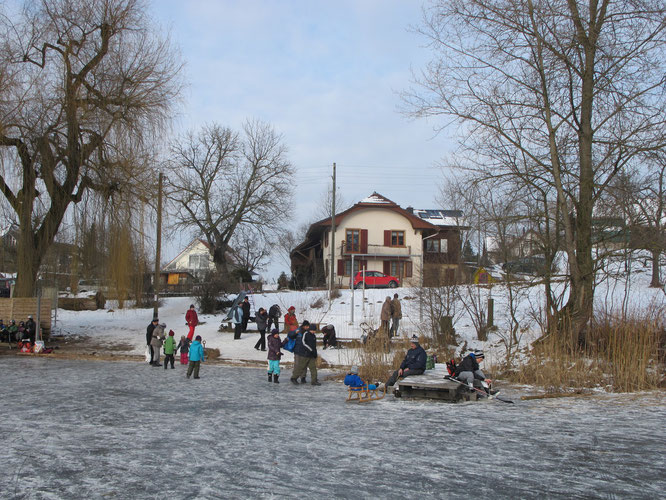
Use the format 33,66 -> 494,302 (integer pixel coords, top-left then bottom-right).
153,172 -> 163,319
329,162 -> 336,302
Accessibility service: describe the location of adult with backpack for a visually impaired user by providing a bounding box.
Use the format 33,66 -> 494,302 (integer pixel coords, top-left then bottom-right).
267,304 -> 281,332
454,350 -> 491,389
289,320 -> 320,386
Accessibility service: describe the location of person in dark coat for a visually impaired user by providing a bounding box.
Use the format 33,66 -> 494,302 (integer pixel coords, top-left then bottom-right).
254,307 -> 268,351
322,324 -> 337,349
386,335 -> 427,388
267,329 -> 282,383
267,304 -> 281,332
25,316 -> 36,343
146,318 -> 159,365
290,321 -> 320,386
455,350 -> 491,389
241,297 -> 251,332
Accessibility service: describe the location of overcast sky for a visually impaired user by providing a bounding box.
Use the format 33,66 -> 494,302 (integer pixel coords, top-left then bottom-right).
152,0 -> 456,277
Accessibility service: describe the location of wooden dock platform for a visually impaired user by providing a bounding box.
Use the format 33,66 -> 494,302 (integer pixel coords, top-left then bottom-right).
395,364 -> 484,402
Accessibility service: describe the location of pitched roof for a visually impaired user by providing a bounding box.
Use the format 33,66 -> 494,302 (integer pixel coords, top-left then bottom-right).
311,192 -> 437,230
163,238 -> 212,271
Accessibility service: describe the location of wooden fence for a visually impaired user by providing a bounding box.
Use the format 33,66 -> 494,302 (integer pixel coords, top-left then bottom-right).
0,298 -> 52,333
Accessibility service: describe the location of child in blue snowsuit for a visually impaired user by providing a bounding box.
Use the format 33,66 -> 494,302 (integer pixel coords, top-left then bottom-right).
344,365 -> 377,390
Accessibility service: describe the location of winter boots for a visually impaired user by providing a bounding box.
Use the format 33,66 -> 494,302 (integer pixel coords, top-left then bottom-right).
273,374 -> 279,384
290,378 -> 299,385
268,373 -> 273,382
300,377 -> 306,384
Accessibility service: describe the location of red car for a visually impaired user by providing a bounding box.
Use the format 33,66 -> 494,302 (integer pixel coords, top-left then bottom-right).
353,271 -> 400,289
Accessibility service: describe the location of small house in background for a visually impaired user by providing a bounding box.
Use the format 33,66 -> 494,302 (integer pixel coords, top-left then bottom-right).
290,192 -> 467,288
162,238 -> 216,287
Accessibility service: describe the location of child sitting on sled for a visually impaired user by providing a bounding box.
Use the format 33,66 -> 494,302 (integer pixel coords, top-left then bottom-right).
344,365 -> 383,391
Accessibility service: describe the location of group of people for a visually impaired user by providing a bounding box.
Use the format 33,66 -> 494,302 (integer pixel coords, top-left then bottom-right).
344,335 -> 492,396
0,316 -> 37,343
145,304 -> 205,379
380,293 -> 402,337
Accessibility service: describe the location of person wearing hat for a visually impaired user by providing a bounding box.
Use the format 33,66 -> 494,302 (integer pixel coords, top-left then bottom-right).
454,350 -> 491,389
284,306 -> 298,333
289,320 -> 320,385
254,307 -> 269,351
25,315 -> 36,343
185,304 -> 199,341
163,330 -> 177,369
267,328 -> 282,383
321,324 -> 337,349
146,318 -> 159,365
344,365 -> 378,391
385,335 -> 427,388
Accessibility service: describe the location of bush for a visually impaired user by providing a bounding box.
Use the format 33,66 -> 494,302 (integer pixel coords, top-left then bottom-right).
193,275 -> 226,314
509,309 -> 665,392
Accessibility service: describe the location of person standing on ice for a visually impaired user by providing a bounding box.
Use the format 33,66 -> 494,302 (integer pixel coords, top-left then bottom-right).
185,304 -> 199,341
177,335 -> 190,365
385,335 -> 426,388
187,335 -> 205,379
150,323 -> 166,367
284,306 -> 298,333
454,350 -> 491,389
267,328 -> 282,383
231,304 -> 243,340
146,318 -> 159,365
163,330 -> 177,369
289,320 -> 320,386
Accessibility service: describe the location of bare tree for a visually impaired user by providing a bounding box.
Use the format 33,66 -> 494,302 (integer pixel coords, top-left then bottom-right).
406,0 -> 666,344
0,0 -> 182,296
229,226 -> 272,277
166,120 -> 294,281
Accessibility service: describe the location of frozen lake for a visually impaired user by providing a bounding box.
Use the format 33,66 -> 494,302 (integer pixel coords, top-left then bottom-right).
1,357 -> 664,499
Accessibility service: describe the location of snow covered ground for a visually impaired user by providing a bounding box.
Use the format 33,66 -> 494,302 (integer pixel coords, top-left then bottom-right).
53,252 -> 666,369
1,357 -> 664,499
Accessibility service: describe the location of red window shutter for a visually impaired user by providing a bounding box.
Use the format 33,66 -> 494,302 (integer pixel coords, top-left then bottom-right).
405,261 -> 413,277
324,231 -> 328,247
360,229 -> 368,254
383,261 -> 390,275
359,260 -> 367,270
337,259 -> 345,276
384,230 -> 391,246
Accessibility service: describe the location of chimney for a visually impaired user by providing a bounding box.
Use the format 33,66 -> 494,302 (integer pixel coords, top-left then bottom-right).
406,206 -> 414,214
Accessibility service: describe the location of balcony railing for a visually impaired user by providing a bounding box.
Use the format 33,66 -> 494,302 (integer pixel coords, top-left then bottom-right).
341,243 -> 412,257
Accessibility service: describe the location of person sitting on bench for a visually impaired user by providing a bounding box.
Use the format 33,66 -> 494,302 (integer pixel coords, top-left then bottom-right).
322,324 -> 337,349
386,335 -> 427,388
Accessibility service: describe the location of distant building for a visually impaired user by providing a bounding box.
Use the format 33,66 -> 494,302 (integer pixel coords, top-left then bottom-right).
163,239 -> 216,282
290,192 -> 467,288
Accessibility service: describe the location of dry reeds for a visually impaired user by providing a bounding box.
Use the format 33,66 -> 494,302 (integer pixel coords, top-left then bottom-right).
511,307 -> 664,392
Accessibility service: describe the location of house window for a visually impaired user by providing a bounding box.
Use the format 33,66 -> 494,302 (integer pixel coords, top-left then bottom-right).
390,230 -> 405,247
346,229 -> 360,252
344,260 -> 362,276
189,254 -> 209,269
389,261 -> 413,278
425,239 -> 448,253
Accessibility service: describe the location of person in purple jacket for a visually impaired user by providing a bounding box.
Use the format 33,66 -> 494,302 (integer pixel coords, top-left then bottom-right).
267,329 -> 282,383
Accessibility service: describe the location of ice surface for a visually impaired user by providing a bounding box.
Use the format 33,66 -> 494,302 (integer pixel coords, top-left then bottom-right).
1,357 -> 664,499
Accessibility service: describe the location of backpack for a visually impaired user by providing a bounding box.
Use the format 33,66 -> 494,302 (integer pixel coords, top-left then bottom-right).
446,358 -> 458,377
282,332 -> 301,353
269,304 -> 281,317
